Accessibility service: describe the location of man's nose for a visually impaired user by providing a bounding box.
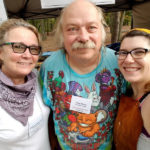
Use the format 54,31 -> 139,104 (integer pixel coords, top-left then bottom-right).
78,28 -> 89,42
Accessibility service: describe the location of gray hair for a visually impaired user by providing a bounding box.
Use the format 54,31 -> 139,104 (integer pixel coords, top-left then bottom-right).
53,1 -> 107,49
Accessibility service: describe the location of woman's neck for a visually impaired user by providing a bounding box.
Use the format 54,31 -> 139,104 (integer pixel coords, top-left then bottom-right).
11,78 -> 26,85
131,83 -> 145,100
1,68 -> 26,85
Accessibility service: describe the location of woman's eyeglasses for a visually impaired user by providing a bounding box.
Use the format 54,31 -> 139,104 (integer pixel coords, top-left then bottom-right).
115,48 -> 150,60
0,42 -> 41,55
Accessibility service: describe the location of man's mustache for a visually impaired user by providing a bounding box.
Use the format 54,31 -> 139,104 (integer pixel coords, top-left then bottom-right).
72,40 -> 96,49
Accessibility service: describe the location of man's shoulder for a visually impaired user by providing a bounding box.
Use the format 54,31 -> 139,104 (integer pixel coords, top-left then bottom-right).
102,46 -> 117,59
103,46 -> 116,54
100,46 -> 118,69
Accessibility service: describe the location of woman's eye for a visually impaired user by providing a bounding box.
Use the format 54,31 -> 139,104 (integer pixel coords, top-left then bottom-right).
14,44 -> 24,49
120,51 -> 127,55
134,50 -> 145,55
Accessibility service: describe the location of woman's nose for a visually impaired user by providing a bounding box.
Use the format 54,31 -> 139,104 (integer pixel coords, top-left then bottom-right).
22,48 -> 32,57
124,53 -> 135,63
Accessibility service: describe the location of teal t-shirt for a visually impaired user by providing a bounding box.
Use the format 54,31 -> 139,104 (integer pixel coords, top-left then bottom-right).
39,47 -> 125,150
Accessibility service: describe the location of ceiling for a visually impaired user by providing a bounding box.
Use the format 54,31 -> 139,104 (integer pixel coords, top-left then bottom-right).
4,0 -> 132,19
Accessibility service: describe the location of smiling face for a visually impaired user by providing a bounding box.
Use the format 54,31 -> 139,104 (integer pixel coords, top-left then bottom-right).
0,27 -> 39,84
118,36 -> 150,85
62,0 -> 103,63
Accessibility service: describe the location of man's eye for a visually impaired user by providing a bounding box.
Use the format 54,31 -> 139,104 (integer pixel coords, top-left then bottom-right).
89,26 -> 96,29
88,26 -> 97,32
68,27 -> 78,32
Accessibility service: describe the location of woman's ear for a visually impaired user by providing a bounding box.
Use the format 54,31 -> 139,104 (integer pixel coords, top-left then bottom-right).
0,47 -> 2,57
0,48 -> 3,65
0,47 -> 2,58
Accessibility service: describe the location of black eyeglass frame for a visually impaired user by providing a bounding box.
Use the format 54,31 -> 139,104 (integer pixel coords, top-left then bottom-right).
0,42 -> 41,55
115,48 -> 150,60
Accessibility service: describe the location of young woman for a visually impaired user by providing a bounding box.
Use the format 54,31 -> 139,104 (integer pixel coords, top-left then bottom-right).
114,28 -> 150,150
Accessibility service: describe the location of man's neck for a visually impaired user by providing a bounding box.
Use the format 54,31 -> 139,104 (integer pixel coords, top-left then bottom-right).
66,54 -> 101,75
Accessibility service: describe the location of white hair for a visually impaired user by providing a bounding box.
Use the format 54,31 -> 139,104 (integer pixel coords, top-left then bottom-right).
53,0 -> 107,49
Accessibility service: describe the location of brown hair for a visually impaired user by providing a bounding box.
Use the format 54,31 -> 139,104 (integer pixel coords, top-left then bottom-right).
0,18 -> 41,46
121,29 -> 150,93
0,18 -> 41,66
121,29 -> 150,44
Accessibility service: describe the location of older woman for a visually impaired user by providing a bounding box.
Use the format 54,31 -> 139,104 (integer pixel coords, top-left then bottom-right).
114,28 -> 150,150
0,19 -> 50,150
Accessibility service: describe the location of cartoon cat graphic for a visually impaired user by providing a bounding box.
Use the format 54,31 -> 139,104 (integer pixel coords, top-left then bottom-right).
68,110 -> 107,137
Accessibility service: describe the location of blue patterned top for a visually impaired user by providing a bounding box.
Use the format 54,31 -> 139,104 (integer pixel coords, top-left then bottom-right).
39,47 -> 126,150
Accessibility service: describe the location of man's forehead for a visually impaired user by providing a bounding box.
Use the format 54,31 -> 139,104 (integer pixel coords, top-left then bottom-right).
62,0 -> 98,19
66,0 -> 95,10
62,7 -> 99,25
63,21 -> 100,28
